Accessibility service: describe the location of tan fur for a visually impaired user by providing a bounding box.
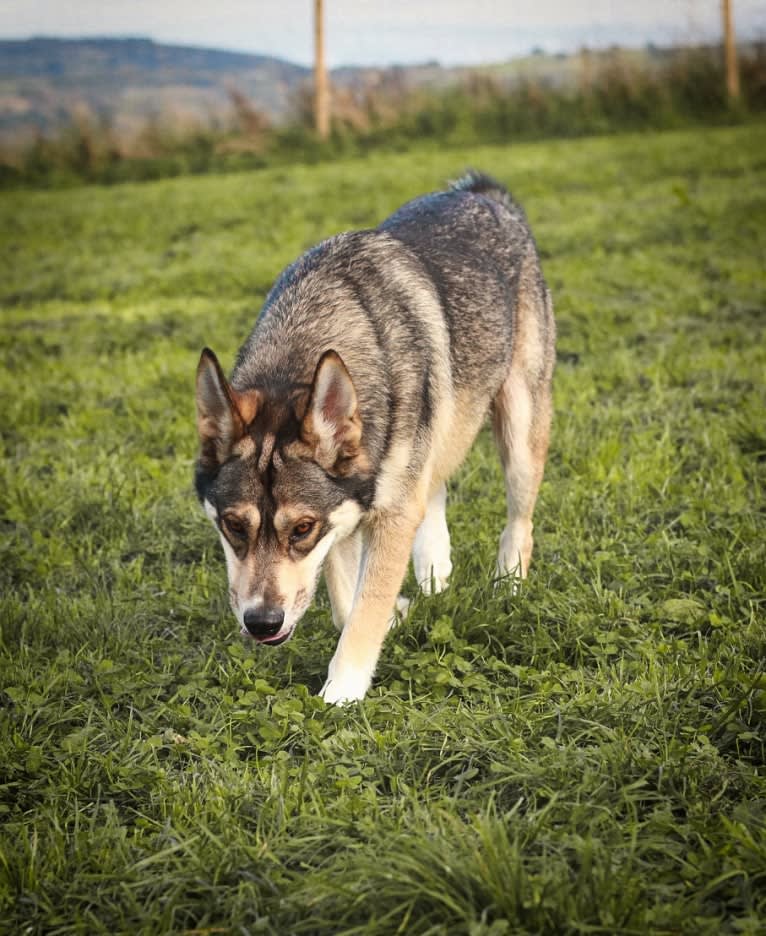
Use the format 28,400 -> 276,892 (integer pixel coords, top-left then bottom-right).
275,501 -> 363,630
321,502 -> 425,704
197,353 -> 260,466
232,388 -> 261,426
324,529 -> 363,631
300,351 -> 365,473
427,391 -> 489,492
492,250 -> 554,579
374,439 -> 415,511
232,436 -> 256,458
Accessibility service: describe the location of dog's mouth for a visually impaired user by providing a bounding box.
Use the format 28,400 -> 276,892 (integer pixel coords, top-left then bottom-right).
240,626 -> 293,646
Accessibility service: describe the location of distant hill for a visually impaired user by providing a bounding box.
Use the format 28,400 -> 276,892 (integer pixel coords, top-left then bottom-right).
0,36 -> 745,149
0,37 -> 312,144
0,36 -> 570,147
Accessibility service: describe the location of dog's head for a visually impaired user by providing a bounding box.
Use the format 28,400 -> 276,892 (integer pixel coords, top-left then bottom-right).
194,348 -> 371,645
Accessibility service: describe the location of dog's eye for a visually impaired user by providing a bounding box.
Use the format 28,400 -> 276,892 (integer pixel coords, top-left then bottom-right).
291,519 -> 315,542
223,514 -> 247,540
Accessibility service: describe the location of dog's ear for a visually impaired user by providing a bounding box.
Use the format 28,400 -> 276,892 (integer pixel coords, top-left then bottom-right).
196,348 -> 260,467
301,350 -> 363,474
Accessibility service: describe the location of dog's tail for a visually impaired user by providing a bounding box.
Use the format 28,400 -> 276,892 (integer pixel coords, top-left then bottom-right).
449,169 -> 526,220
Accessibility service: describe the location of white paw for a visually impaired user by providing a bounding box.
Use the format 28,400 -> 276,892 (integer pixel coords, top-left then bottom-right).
319,666 -> 372,705
388,594 -> 411,629
497,523 -> 530,585
493,565 -> 523,595
417,559 -> 452,596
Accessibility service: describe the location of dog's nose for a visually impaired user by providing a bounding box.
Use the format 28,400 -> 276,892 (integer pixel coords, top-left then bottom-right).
243,606 -> 285,637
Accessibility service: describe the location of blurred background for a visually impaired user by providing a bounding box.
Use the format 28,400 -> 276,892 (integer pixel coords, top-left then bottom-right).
1,0 -> 764,186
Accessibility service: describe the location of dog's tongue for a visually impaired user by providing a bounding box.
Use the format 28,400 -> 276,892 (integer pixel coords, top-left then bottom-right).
240,627 -> 289,646
258,632 -> 289,646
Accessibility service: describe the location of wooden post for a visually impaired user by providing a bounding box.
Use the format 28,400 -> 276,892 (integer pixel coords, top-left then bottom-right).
722,0 -> 740,100
314,0 -> 329,139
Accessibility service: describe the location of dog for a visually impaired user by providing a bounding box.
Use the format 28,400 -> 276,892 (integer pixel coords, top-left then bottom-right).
195,171 -> 555,704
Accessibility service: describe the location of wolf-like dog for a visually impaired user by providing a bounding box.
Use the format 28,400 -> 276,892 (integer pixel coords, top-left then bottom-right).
195,171 -> 555,704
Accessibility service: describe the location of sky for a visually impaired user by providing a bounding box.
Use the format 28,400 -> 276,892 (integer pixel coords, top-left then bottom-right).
2,1 -> 765,67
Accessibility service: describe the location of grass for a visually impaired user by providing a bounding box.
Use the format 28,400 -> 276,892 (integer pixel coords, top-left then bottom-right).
1,123 -> 765,934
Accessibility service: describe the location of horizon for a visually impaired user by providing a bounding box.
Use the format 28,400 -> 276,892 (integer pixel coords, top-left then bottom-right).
2,27 -> 764,74
1,1 -> 765,69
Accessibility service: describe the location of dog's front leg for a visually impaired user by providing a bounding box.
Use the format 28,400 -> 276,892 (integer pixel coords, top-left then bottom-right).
324,529 -> 363,632
320,507 -> 421,704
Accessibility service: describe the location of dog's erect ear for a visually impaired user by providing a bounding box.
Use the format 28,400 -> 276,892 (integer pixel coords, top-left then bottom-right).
301,350 -> 363,474
196,348 -> 260,467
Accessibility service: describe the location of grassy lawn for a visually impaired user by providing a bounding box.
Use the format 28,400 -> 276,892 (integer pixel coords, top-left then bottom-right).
1,123 -> 765,934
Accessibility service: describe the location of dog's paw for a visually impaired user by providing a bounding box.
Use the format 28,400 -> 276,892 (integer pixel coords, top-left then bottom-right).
493,564 -> 524,595
387,594 -> 411,629
417,560 -> 452,596
496,525 -> 530,587
319,666 -> 372,705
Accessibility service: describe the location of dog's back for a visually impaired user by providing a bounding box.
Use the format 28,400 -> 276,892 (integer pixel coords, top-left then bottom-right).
379,170 -> 554,394
231,172 -> 554,487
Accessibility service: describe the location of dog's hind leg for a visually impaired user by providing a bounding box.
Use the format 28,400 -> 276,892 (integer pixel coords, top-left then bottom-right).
492,373 -> 551,582
492,287 -> 554,583
412,483 -> 452,595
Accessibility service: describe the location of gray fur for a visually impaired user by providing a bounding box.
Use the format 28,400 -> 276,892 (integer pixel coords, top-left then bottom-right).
229,171 -> 551,481
195,171 -> 556,702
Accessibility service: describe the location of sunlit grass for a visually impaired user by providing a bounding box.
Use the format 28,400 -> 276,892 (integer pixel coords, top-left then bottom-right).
1,123 -> 765,934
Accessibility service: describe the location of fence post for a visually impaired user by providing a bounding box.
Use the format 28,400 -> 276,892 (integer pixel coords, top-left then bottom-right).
314,0 -> 330,139
722,0 -> 740,100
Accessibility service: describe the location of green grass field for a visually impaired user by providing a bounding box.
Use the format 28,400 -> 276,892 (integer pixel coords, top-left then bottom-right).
1,124 -> 765,934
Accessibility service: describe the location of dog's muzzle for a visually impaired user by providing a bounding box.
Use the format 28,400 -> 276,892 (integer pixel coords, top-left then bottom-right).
242,606 -> 289,644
